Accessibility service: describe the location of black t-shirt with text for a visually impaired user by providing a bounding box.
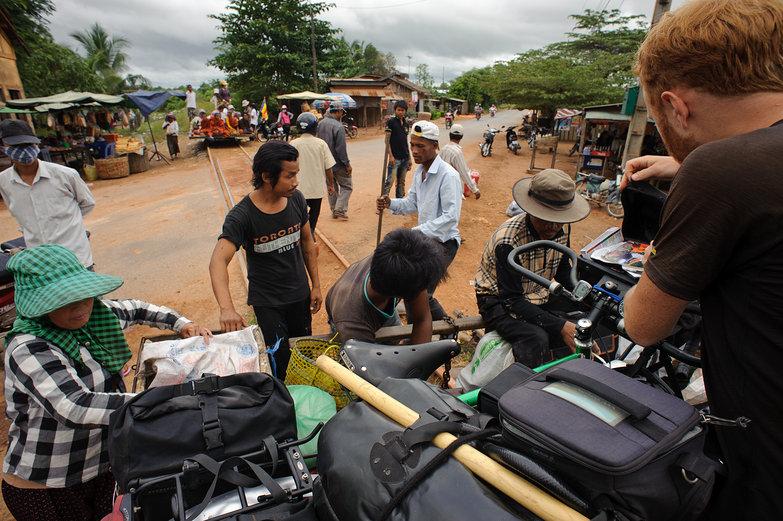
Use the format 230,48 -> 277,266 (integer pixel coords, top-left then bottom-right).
386,116 -> 410,160
220,191 -> 310,307
645,121 -> 783,518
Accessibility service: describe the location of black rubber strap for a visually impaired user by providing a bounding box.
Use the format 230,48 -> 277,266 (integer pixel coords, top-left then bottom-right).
378,428 -> 498,521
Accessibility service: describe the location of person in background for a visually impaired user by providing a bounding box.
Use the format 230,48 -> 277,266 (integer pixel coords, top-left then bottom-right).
316,102 -> 353,220
249,103 -> 259,133
376,120 -> 462,321
239,113 -> 252,134
218,80 -> 231,105
209,141 -> 322,378
185,84 -> 198,121
190,109 -> 206,134
326,228 -> 446,344
1,244 -> 210,521
163,113 -> 180,159
440,123 -> 480,199
277,105 -> 294,142
210,88 -> 220,110
291,112 -> 335,234
0,120 -> 95,268
474,170 -> 589,367
384,100 -> 411,198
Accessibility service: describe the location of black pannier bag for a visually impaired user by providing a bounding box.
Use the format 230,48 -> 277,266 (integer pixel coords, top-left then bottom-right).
109,373 -> 296,492
498,358 -> 718,521
315,378 -> 538,521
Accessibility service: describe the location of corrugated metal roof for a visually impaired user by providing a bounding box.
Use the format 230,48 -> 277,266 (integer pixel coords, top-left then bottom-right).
325,87 -> 394,98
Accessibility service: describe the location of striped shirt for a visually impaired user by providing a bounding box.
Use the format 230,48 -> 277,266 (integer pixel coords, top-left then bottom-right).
3,299 -> 190,488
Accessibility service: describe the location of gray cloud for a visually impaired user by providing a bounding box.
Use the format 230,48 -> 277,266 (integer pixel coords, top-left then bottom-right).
47,0 -> 683,88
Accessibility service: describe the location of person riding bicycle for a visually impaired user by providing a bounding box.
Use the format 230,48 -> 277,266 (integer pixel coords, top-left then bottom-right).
474,169 -> 589,368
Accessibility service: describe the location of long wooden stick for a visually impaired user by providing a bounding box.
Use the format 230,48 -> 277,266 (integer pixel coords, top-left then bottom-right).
376,146 -> 390,245
315,355 -> 588,521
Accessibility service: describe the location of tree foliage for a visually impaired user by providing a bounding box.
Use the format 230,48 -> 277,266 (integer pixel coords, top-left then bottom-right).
2,0 -> 55,47
415,63 -> 434,91
70,23 -> 130,93
451,9 -> 647,115
211,0 -> 346,105
16,36 -> 107,97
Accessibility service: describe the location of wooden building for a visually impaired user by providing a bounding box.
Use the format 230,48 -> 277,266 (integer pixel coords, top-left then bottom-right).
0,8 -> 26,111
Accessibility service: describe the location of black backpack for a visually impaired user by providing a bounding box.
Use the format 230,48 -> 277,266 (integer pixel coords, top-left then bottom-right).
109,373 -> 296,492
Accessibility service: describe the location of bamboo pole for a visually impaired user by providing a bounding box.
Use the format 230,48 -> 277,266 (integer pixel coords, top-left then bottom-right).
315,356 -> 588,521
377,147 -> 390,245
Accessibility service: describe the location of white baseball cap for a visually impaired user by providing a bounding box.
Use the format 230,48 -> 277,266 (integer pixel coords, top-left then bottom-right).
410,120 -> 439,142
449,124 -> 465,136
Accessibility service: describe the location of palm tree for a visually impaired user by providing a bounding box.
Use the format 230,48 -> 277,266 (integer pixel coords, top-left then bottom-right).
70,23 -> 129,79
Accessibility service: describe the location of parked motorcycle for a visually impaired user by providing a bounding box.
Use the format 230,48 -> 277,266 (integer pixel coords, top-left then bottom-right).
505,126 -> 521,155
342,116 -> 358,139
575,171 -> 624,218
480,125 -> 504,157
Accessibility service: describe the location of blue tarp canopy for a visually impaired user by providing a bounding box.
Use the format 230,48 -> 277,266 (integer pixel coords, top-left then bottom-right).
125,90 -> 186,117
312,92 -> 357,109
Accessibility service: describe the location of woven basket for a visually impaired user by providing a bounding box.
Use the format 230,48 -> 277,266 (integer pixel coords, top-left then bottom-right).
95,156 -> 130,180
285,337 -> 352,409
128,151 -> 149,174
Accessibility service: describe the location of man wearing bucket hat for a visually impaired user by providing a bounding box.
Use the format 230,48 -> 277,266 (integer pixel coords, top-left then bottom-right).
377,120 -> 463,320
0,119 -> 96,268
474,169 -> 590,367
0,244 -> 210,520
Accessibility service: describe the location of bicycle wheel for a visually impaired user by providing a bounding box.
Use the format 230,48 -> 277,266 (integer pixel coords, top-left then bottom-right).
348,127 -> 357,139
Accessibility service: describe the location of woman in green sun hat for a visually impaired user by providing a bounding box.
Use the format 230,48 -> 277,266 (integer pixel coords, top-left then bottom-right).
1,244 -> 212,521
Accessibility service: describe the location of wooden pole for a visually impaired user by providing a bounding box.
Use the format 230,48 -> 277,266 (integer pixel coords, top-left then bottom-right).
376,146 -> 390,245
315,356 -> 589,521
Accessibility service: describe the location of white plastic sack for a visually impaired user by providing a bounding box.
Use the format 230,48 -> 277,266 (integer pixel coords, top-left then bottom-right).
681,368 -> 707,405
456,331 -> 514,391
139,325 -> 267,388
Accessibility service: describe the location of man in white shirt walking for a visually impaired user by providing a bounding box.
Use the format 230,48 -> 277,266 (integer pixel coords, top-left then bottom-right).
291,112 -> 335,234
0,120 -> 95,267
185,84 -> 198,121
376,120 -> 462,320
440,124 -> 480,199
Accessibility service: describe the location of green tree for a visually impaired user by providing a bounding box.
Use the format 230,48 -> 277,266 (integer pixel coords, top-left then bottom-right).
2,0 -> 55,44
448,67 -> 493,107
16,37 -> 106,97
70,23 -> 130,92
210,0 -> 343,104
414,63 -> 434,91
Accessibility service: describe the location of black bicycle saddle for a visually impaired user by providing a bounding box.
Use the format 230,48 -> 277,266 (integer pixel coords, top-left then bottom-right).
340,339 -> 461,386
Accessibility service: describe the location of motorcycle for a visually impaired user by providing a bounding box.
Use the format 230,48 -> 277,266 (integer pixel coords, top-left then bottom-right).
474,108 -> 483,121
505,126 -> 521,155
342,116 -> 358,139
480,125 -> 504,157
575,171 -> 624,218
0,237 -> 26,366
489,106 -> 497,117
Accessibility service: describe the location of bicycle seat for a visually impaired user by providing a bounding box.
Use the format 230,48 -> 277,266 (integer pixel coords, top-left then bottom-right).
340,339 -> 461,386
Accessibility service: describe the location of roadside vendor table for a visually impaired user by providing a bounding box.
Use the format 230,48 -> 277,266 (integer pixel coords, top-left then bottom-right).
45,146 -> 90,168
583,149 -> 613,177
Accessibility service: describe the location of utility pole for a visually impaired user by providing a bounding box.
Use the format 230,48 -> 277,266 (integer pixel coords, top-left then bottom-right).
620,0 -> 671,167
310,14 -> 318,91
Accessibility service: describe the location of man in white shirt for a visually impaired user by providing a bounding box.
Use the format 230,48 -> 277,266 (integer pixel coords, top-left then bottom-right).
439,124 -> 480,199
185,84 -> 198,121
376,120 -> 462,320
291,112 -> 335,234
0,120 -> 95,267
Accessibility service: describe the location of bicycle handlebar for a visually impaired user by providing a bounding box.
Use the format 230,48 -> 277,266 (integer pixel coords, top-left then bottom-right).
507,240 -> 579,296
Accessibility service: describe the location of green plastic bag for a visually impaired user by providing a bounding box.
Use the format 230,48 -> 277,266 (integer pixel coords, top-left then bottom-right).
287,385 -> 337,466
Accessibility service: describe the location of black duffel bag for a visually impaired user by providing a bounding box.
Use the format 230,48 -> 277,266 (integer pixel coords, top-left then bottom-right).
109,373 -> 296,492
316,378 -> 546,521
498,358 -> 719,521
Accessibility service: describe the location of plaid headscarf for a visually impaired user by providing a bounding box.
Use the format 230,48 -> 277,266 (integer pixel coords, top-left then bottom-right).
4,144 -> 40,165
8,298 -> 131,373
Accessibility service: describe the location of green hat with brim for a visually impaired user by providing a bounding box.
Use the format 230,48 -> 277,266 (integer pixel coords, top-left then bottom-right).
7,244 -> 123,318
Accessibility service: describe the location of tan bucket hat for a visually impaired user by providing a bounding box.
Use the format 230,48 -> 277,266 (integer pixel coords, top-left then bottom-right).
512,169 -> 590,224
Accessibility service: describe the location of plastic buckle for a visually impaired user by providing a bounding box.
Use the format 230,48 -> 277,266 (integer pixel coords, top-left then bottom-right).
202,419 -> 224,449
190,375 -> 220,395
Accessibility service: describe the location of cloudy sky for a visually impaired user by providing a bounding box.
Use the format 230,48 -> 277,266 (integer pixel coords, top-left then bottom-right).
46,0 -> 685,88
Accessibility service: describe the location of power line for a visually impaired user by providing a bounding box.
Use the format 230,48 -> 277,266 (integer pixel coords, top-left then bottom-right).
336,0 -> 430,10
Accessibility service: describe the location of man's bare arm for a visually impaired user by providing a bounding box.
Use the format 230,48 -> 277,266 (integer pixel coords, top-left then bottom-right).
623,274 -> 688,346
208,239 -> 247,331
407,290 -> 433,345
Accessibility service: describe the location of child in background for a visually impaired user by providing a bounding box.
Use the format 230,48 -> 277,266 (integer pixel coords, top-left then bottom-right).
163,113 -> 180,159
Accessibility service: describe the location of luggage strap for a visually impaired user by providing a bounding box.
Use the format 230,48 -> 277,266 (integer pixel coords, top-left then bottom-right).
370,408 -> 494,483
378,427 -> 499,521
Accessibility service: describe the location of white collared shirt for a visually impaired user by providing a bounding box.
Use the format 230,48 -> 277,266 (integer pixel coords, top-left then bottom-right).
389,155 -> 462,243
0,160 -> 95,266
185,90 -> 197,108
